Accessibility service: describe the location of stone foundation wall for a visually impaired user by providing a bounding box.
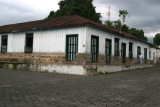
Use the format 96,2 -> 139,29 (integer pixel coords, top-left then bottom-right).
157,49 -> 160,64
0,53 -> 155,75
0,63 -> 155,75
0,53 -> 154,66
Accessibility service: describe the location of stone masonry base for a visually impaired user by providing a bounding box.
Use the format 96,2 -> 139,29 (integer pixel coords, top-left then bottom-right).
0,53 -> 155,75
0,63 -> 154,75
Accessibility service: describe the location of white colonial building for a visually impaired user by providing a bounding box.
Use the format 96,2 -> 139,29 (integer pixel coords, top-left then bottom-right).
0,15 -> 157,75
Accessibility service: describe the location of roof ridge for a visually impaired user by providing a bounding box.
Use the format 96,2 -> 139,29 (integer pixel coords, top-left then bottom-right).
0,19 -> 46,28
0,15 -> 74,28
74,15 -> 90,23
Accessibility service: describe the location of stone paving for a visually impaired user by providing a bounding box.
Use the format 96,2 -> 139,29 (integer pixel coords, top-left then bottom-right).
0,66 -> 160,107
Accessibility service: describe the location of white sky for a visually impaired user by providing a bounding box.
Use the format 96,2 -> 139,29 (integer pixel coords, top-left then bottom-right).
0,0 -> 160,40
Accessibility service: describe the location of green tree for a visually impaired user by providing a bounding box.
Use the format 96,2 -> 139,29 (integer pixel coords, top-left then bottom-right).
104,9 -> 148,41
153,33 -> 160,46
121,24 -> 129,32
47,11 -> 55,18
113,20 -> 121,30
128,28 -> 148,41
119,10 -> 129,24
46,0 -> 102,23
104,20 -> 113,27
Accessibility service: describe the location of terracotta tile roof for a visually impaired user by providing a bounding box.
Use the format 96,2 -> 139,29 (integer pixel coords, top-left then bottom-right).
0,15 -> 151,45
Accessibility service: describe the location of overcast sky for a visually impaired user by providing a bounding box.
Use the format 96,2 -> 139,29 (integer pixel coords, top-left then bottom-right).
0,0 -> 160,38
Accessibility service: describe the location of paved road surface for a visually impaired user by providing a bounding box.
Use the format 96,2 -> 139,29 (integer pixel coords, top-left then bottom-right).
0,66 -> 160,107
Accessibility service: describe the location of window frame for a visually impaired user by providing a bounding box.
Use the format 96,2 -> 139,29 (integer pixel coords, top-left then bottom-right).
25,33 -> 33,53
66,34 -> 78,61
137,46 -> 141,58
129,42 -> 133,59
144,48 -> 147,60
105,38 -> 112,63
149,51 -> 151,59
114,38 -> 119,56
144,48 -> 147,64
1,35 -> 8,53
91,35 -> 99,62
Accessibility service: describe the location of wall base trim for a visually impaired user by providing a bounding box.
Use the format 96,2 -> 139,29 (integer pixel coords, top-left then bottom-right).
0,62 -> 155,75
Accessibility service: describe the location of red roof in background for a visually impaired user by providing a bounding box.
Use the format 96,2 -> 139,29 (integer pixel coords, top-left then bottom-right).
0,15 -> 150,45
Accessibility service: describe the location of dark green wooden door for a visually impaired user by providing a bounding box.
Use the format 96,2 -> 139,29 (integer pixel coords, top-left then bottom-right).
105,39 -> 112,63
144,48 -> 147,64
1,35 -> 8,53
25,33 -> 33,53
121,43 -> 126,63
137,46 -> 141,58
91,36 -> 99,62
66,35 -> 78,61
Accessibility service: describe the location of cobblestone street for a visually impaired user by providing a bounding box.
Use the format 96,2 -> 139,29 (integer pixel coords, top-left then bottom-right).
0,66 -> 160,107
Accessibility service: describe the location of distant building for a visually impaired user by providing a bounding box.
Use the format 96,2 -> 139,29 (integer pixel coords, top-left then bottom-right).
0,15 -> 157,75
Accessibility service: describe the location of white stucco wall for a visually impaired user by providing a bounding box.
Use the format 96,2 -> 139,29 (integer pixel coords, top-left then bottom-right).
7,33 -> 25,52
33,27 -> 86,53
151,48 -> 157,63
0,36 -> 1,53
156,49 -> 160,63
0,26 -> 87,53
0,26 -> 156,62
85,26 -> 156,60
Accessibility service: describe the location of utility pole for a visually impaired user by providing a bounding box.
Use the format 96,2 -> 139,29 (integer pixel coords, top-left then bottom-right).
106,5 -> 111,20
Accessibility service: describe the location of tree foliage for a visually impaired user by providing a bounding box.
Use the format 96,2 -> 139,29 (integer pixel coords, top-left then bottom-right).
46,0 -> 102,23
47,11 -> 55,18
113,20 -> 121,30
153,33 -> 160,46
104,10 -> 148,41
104,20 -> 148,41
119,10 -> 129,24
121,24 -> 129,32
128,28 -> 148,41
104,20 -> 113,27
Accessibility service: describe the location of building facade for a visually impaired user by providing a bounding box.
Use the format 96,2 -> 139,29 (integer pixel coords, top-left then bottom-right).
0,15 -> 157,75
156,46 -> 160,64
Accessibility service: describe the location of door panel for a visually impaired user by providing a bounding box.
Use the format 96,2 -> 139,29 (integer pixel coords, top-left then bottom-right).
144,48 -> 147,64
91,36 -> 99,62
121,43 -> 126,63
1,35 -> 8,53
66,35 -> 78,61
25,33 -> 33,53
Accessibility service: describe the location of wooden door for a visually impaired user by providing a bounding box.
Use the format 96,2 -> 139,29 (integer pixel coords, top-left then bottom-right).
91,36 -> 99,62
121,43 -> 126,63
66,35 -> 78,61
105,39 -> 112,63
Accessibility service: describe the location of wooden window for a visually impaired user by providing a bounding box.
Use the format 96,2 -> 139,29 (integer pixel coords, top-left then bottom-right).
25,33 -> 33,53
114,38 -> 119,56
144,48 -> 147,63
149,51 -> 151,58
91,35 -> 99,62
153,52 -> 155,62
129,42 -> 133,58
1,35 -> 8,53
105,39 -> 112,63
137,46 -> 141,58
66,34 -> 78,61
121,43 -> 126,63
